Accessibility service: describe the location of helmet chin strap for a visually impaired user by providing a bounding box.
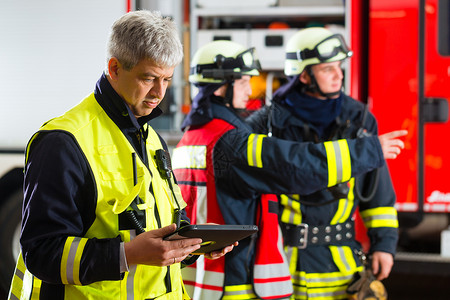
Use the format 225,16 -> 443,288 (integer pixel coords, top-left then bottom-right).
223,81 -> 236,109
304,68 -> 341,99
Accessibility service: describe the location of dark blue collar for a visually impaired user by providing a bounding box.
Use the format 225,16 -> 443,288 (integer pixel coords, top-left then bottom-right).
94,73 -> 162,131
181,83 -> 223,131
283,91 -> 342,138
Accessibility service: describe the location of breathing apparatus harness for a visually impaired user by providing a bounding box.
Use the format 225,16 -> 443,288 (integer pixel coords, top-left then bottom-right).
353,104 -> 380,203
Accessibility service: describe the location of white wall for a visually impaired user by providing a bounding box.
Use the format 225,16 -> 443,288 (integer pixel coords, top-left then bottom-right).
0,0 -> 127,150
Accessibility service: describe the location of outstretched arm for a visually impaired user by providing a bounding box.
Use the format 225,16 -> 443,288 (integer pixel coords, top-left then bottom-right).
378,130 -> 408,159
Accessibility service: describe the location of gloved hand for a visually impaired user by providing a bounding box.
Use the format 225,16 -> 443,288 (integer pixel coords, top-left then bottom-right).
346,268 -> 388,300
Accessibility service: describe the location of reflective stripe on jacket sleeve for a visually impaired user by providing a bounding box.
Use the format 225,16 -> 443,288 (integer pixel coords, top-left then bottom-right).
359,207 -> 399,229
61,237 -> 88,285
247,134 -> 266,168
323,140 -> 351,187
247,134 -> 352,187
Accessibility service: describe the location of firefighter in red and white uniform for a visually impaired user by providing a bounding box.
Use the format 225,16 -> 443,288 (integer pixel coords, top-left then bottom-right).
172,40 -> 405,300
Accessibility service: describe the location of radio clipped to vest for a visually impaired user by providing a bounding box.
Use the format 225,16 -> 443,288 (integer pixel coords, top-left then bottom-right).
124,149 -> 183,233
155,149 -> 182,228
123,152 -> 146,235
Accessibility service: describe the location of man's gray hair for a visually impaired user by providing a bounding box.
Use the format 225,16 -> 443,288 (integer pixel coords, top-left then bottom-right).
107,10 -> 183,70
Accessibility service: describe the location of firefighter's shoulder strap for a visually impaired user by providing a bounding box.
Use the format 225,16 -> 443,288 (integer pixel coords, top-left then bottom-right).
354,103 -> 380,203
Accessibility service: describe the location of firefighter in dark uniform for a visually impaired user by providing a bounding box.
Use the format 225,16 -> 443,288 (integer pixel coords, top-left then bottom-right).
172,40 -> 406,300
247,27 -> 403,299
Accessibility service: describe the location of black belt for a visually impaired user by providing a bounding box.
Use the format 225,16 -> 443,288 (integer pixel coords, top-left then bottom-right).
281,220 -> 355,249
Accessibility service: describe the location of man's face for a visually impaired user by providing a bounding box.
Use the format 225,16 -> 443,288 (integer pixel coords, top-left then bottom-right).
111,58 -> 175,118
308,60 -> 343,99
232,75 -> 252,109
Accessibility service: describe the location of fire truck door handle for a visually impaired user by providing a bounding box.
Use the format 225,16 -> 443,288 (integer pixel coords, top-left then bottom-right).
422,97 -> 449,123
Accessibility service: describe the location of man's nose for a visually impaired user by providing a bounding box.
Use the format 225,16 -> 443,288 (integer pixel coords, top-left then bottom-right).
335,67 -> 344,79
246,83 -> 253,96
150,81 -> 165,99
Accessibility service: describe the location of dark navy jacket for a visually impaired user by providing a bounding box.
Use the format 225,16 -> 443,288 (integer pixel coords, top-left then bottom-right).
179,94 -> 386,286
246,92 -> 399,256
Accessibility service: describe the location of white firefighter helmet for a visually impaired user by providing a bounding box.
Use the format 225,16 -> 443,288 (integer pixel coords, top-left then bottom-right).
189,40 -> 261,84
284,27 -> 353,76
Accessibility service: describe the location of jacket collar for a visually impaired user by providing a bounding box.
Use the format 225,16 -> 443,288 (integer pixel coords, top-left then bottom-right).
94,73 -> 162,131
181,83 -> 223,131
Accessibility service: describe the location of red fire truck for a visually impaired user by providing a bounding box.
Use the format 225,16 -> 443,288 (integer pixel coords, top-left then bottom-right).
350,0 -> 450,274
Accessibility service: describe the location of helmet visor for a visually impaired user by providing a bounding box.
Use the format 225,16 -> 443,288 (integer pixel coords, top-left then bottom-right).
286,34 -> 352,63
191,47 -> 261,81
236,47 -> 262,72
314,34 -> 352,61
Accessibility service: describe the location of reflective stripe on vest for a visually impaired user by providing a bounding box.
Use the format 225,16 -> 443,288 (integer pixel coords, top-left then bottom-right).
172,145 -> 207,169
182,257 -> 224,300
253,194 -> 293,299
175,120 -> 293,300
173,145 -> 209,225
174,118 -> 234,299
9,253 -> 31,300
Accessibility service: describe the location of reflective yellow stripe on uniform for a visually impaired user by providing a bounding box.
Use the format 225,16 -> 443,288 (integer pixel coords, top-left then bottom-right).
223,284 -> 258,299
285,246 -> 298,279
8,253 -> 42,300
360,207 -> 399,228
30,277 -> 42,299
280,194 -> 302,225
61,236 -> 88,285
324,140 -> 351,187
247,134 -> 266,168
331,178 -> 355,225
172,145 -> 207,169
329,246 -> 357,273
182,256 -> 225,300
290,268 -> 358,299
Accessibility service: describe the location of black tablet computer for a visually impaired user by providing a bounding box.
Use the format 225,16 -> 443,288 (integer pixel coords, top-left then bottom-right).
163,224 -> 258,254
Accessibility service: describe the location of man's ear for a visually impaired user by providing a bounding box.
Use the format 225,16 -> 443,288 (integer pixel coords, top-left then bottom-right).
299,71 -> 310,85
213,84 -> 227,97
108,58 -> 121,80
